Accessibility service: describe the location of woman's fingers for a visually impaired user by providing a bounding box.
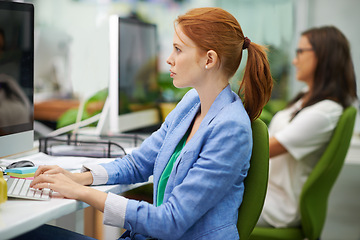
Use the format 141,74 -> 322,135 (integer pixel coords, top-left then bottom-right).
30,172 -> 53,187
33,165 -> 59,178
31,172 -> 84,199
31,182 -> 52,190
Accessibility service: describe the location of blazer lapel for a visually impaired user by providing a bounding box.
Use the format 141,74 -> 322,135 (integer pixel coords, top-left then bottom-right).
154,85 -> 235,198
153,102 -> 200,190
171,85 -> 235,173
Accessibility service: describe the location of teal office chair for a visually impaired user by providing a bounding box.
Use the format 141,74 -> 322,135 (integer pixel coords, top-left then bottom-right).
249,106 -> 357,240
237,118 -> 270,240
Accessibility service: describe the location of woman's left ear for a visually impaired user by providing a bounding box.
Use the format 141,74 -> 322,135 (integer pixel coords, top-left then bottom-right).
205,50 -> 218,69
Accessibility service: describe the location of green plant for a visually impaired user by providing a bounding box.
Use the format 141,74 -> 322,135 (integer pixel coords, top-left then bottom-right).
56,88 -> 108,129
260,99 -> 287,126
157,72 -> 190,103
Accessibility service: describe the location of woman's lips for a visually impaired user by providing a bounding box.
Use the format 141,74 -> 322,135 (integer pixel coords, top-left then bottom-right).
170,70 -> 175,77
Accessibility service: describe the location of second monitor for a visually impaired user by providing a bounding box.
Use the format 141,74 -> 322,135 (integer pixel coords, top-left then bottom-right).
108,15 -> 161,134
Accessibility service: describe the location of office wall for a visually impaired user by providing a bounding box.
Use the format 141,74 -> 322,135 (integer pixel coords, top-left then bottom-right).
32,0 -> 217,100
216,0 -> 294,99
308,0 -> 360,95
308,0 -> 360,94
33,0 -> 113,100
31,0 -> 295,101
31,0 -> 360,119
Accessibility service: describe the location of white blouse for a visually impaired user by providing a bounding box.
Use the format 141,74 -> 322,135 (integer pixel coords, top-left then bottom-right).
261,99 -> 343,227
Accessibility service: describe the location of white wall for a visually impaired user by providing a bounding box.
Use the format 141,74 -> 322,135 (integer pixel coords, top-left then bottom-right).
34,0 -> 112,100
32,0 -> 216,101
32,0 -> 360,125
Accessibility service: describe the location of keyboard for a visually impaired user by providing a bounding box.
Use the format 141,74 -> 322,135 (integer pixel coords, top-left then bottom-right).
6,178 -> 52,200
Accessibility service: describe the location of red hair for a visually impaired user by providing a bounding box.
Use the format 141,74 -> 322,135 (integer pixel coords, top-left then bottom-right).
175,7 -> 273,121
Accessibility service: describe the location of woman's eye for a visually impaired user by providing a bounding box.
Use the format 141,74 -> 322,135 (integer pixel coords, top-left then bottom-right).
175,46 -> 181,52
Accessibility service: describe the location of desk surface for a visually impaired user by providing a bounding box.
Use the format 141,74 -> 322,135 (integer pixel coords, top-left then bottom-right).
0,135 -> 143,239
0,183 -> 146,239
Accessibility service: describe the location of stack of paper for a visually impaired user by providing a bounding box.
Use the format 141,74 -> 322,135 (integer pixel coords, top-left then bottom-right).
4,167 -> 38,179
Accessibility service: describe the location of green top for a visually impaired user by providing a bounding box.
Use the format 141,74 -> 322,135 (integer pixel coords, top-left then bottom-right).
156,130 -> 190,206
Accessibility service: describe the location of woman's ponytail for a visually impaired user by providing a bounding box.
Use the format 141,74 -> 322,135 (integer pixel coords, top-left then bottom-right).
239,41 -> 273,121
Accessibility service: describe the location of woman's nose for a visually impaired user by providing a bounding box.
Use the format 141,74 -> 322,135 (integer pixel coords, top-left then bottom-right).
166,58 -> 171,65
166,54 -> 174,66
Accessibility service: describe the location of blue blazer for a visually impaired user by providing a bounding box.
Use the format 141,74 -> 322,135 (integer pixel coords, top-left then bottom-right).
102,85 -> 252,239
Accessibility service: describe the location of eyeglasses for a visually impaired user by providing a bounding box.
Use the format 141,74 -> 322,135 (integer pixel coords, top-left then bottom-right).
296,48 -> 313,57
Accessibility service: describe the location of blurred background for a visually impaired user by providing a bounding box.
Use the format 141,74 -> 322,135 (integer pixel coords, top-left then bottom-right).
13,0 -> 360,239
25,0 -> 360,131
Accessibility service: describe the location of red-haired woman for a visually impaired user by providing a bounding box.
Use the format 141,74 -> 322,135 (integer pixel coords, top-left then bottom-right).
26,7 -> 273,240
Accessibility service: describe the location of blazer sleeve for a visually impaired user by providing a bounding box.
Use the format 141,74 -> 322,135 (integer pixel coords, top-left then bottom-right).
99,119 -> 169,184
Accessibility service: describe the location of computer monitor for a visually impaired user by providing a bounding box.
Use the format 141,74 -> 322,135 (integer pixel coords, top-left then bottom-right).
0,1 -> 34,157
107,15 -> 161,133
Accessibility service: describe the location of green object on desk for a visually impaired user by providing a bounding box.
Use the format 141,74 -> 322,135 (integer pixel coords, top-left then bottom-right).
7,172 -> 35,178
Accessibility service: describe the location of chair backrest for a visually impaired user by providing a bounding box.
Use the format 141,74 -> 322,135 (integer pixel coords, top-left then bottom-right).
300,106 -> 357,240
238,118 -> 270,240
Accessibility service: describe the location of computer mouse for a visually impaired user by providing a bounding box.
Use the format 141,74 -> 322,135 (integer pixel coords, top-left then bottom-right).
6,160 -> 35,169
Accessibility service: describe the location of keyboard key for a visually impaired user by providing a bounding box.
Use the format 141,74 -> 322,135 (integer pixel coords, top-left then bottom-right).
20,180 -> 31,196
27,188 -> 36,197
34,189 -> 42,198
12,179 -> 25,195
7,178 -> 16,194
41,189 -> 51,199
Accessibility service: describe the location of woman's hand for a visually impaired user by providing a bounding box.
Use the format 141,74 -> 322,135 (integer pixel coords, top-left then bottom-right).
33,165 -> 93,186
33,165 -> 72,179
30,165 -> 107,212
30,171 -> 87,200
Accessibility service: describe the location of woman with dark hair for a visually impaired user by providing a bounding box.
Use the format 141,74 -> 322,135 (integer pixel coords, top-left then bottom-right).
20,7 -> 273,240
257,26 -> 357,228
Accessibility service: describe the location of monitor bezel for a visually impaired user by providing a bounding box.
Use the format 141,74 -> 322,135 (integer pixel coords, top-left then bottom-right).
0,1 -> 34,157
107,15 -> 161,134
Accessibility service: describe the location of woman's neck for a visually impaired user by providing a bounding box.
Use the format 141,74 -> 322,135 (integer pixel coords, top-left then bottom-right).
196,77 -> 228,117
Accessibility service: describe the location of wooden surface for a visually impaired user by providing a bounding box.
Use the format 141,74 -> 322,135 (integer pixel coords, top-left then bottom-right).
34,99 -> 105,122
84,207 -> 104,239
34,99 -> 79,121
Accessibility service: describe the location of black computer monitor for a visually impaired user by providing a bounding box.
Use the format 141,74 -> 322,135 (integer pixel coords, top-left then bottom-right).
107,16 -> 161,133
0,1 -> 34,157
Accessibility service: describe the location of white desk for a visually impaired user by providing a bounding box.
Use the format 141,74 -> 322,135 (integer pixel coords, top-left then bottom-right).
0,183 -> 146,239
0,134 -> 149,239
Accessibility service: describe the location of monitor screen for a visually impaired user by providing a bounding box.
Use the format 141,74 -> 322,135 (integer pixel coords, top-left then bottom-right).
0,1 -> 34,157
107,16 -> 161,133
